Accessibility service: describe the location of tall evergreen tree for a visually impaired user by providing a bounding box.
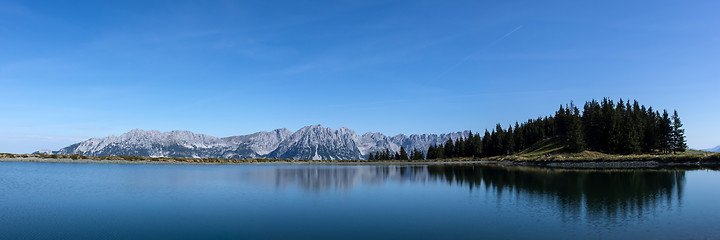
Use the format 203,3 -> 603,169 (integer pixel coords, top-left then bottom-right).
605,99 -> 621,153
513,122 -> 524,153
659,110 -> 672,154
582,100 -> 600,150
436,144 -> 446,159
399,146 -> 409,161
454,137 -> 465,157
598,98 -> 615,152
444,139 -> 455,158
493,124 -> 504,155
619,101 -> 641,154
482,130 -> 492,157
414,149 -> 425,160
465,131 -> 475,157
504,125 -> 515,154
642,107 -> 660,153
566,102 -> 586,152
472,132 -> 483,157
555,105 -> 567,137
671,110 -> 687,153
426,145 -> 436,159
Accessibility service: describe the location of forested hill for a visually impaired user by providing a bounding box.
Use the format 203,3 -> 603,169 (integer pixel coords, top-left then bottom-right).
370,98 -> 688,161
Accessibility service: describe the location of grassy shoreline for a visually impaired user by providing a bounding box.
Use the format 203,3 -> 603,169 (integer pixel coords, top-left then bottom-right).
1,151 -> 719,167
0,157 -> 496,166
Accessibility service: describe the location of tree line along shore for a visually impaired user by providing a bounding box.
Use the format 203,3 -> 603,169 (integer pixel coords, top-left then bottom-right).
370,98 -> 695,161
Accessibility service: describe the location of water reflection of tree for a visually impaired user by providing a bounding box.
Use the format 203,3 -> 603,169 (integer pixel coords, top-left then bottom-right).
426,164 -> 686,223
271,164 -> 692,224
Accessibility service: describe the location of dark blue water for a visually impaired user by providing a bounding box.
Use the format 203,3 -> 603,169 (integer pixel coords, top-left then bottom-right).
1,162 -> 719,239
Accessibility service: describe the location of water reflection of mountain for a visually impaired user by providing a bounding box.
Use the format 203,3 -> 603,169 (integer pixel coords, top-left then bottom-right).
272,166 -> 429,191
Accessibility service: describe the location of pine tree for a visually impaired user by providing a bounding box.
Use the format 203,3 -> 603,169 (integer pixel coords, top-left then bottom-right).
605,99 -> 622,153
504,125 -> 515,154
412,148 -> 424,160
482,130 -> 492,157
555,105 -> 567,137
618,101 -> 641,154
659,110 -> 672,154
582,100 -> 600,150
567,102 -> 586,152
633,101 -> 646,152
598,98 -> 615,152
444,139 -> 454,158
426,145 -> 437,159
437,144 -> 446,159
472,132 -> 483,157
513,122 -> 524,153
542,116 -> 552,139
671,110 -> 687,153
464,131 -> 474,157
642,107 -> 660,153
368,152 -> 374,161
454,138 -> 464,157
399,146 -> 408,161
493,124 -> 504,155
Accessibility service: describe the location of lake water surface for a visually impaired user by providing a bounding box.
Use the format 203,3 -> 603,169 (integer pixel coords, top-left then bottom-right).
1,162 -> 719,239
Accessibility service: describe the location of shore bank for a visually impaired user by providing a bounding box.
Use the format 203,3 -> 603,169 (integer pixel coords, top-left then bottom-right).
2,153 -> 719,169
480,150 -> 720,168
0,157 -> 496,166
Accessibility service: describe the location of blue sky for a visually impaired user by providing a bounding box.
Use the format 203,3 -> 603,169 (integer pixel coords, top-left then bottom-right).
1,0 -> 719,153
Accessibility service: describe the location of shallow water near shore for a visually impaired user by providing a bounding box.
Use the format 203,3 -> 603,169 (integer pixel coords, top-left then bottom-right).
1,162 -> 719,239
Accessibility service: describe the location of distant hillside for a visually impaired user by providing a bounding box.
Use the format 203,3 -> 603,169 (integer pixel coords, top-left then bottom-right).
704,145 -> 720,152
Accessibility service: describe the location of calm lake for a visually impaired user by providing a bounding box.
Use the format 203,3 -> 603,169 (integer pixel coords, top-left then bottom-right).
1,162 -> 719,239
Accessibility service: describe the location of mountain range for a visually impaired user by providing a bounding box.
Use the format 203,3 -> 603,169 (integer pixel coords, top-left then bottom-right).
704,145 -> 720,153
55,125 -> 469,160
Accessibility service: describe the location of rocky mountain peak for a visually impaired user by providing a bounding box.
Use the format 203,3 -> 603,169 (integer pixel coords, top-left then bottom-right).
56,125 -> 469,160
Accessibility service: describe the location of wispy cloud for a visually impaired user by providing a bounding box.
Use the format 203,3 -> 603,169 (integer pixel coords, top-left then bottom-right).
0,58 -> 78,84
0,133 -> 87,143
276,33 -> 465,76
147,29 -> 224,43
0,2 -> 41,19
0,58 -> 59,74
312,87 -> 570,110
74,127 -> 114,132
492,25 -> 523,45
433,25 -> 524,80
280,61 -> 330,75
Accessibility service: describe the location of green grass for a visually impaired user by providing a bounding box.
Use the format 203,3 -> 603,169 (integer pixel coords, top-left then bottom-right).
470,137 -> 720,163
480,148 -> 720,163
519,137 -> 568,155
1,148 -> 718,165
